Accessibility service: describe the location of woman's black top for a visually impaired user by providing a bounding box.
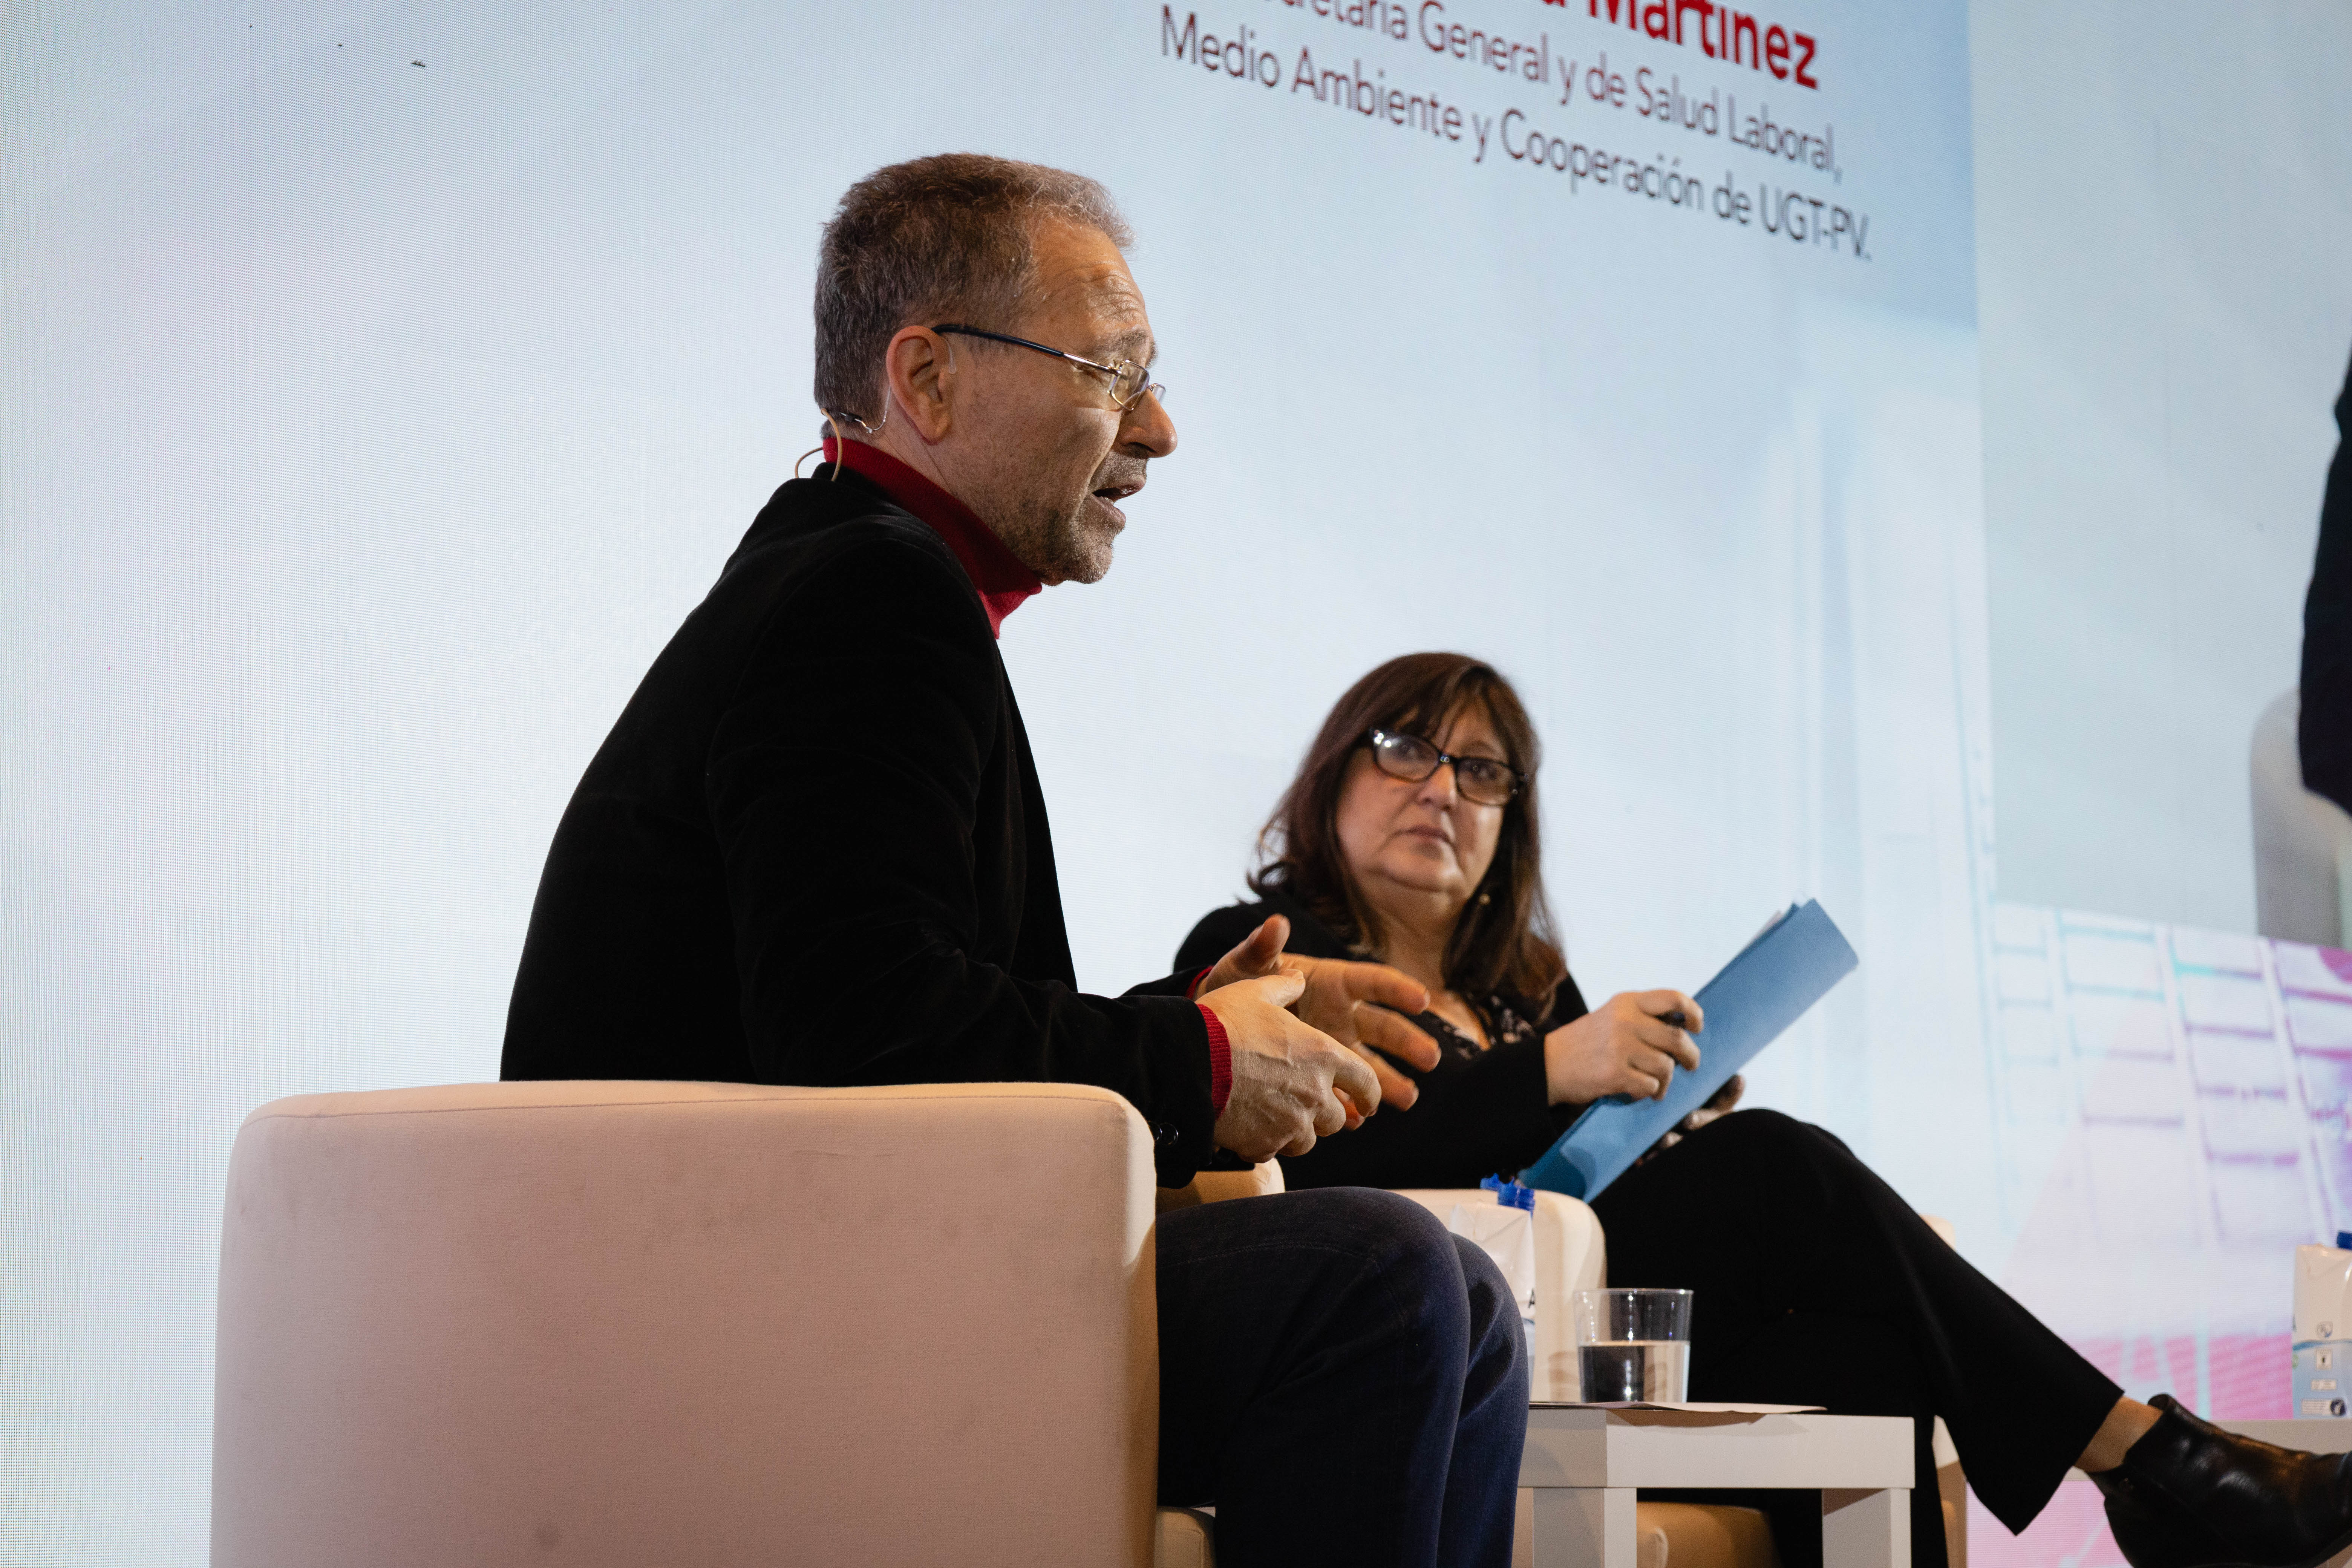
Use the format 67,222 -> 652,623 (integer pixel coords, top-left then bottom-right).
1174,888 -> 1590,1191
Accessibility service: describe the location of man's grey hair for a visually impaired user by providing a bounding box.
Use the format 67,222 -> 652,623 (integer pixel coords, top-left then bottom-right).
813,153 -> 1133,425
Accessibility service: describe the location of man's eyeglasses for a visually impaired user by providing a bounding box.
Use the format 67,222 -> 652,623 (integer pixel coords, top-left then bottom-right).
933,323 -> 1167,411
1364,728 -> 1525,806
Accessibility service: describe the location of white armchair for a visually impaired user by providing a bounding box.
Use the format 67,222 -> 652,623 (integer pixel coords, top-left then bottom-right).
212,1080 -> 1230,1568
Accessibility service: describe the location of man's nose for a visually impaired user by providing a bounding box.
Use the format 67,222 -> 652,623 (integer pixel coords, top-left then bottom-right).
1119,387 -> 1176,458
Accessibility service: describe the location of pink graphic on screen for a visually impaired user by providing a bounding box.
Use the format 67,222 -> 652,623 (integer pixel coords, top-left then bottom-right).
1971,908 -> 2352,1568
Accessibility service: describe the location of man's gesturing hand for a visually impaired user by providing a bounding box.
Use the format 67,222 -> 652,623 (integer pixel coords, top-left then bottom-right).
1201,972 -> 1384,1162
1542,989 -> 1704,1106
1194,914 -> 1441,1110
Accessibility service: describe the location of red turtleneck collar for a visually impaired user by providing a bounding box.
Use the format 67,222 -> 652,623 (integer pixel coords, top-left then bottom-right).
820,437 -> 1040,637
820,439 -> 1228,1115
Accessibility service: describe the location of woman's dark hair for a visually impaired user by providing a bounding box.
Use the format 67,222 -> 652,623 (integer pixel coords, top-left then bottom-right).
1251,651 -> 1567,1005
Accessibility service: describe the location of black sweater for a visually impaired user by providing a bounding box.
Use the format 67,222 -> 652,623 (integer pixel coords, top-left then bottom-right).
503,469 -> 1220,1184
1175,888 -> 1589,1190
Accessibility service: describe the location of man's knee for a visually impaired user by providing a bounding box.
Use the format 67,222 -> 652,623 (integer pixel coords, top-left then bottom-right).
1292,1185 -> 1459,1277
1318,1192 -> 1522,1356
1280,1187 -> 1473,1326
1285,1191 -> 1528,1409
1450,1233 -> 1528,1368
1449,1232 -> 1513,1321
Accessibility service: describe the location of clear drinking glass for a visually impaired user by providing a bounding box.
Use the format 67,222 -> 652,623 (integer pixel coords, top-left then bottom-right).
1571,1288 -> 1695,1402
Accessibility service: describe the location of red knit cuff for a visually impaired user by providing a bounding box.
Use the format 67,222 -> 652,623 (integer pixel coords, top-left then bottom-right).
1187,965 -> 1213,1001
1198,1002 -> 1233,1118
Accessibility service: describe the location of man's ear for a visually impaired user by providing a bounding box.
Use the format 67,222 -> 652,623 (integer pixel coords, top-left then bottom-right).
883,326 -> 956,444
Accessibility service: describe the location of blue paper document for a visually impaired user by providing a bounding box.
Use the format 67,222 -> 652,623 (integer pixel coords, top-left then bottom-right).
1518,900 -> 1858,1200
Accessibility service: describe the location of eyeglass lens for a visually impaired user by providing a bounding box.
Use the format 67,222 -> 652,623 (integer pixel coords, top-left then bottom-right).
1370,731 -> 1517,804
1109,362 -> 1163,409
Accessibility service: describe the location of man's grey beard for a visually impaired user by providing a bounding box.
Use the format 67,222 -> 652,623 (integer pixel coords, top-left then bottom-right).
1006,456 -> 1144,584
1035,507 -> 1118,584
991,500 -> 1112,584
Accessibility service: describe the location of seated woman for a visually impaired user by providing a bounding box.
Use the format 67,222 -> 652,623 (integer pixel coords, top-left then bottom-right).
1176,651 -> 2352,1568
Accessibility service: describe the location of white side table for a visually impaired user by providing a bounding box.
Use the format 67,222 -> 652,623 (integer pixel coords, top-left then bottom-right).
1520,1406 -> 1914,1568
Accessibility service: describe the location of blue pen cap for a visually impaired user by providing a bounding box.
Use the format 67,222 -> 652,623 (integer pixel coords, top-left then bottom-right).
2337,1230 -> 2352,1251
1481,1174 -> 1536,1211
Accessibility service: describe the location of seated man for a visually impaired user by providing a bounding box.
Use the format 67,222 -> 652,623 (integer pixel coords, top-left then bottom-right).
501,153 -> 1527,1567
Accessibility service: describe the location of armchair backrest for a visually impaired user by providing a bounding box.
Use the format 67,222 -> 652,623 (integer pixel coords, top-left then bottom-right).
212,1080 -> 1160,1567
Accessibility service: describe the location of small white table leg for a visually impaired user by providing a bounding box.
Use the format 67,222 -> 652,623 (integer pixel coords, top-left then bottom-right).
1822,1487 -> 1909,1568
1530,1487 -> 1636,1568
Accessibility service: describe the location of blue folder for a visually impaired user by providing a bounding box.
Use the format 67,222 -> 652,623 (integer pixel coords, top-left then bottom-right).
1517,900 -> 1859,1200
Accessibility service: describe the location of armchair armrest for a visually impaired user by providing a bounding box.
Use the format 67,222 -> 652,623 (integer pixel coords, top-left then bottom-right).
213,1080 -> 1160,1567
1158,1159 -> 1285,1213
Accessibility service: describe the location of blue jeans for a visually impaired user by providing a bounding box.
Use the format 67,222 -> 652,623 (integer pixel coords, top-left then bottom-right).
1155,1187 -> 1528,1568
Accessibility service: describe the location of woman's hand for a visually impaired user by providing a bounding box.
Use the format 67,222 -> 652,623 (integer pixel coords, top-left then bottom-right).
1194,915 -> 1441,1111
1684,1073 -> 1743,1129
1192,914 -> 1293,1000
1542,989 -> 1704,1106
1637,1073 -> 1745,1164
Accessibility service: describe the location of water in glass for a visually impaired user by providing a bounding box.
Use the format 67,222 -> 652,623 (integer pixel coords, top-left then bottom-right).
1577,1338 -> 1691,1402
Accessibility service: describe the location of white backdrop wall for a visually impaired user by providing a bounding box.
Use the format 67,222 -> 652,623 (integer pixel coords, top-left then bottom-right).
11,0 -> 1983,1557
1973,0 -> 2352,934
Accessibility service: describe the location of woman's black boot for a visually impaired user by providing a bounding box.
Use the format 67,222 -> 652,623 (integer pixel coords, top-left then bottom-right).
2092,1394 -> 2352,1568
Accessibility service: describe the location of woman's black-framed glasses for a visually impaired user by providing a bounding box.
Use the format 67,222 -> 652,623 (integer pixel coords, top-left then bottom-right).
1365,728 -> 1525,805
933,323 -> 1167,411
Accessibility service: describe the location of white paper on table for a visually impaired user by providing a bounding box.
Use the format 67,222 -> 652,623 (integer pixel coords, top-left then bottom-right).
1446,1201 -> 1536,1328
1528,1401 -> 1827,1412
